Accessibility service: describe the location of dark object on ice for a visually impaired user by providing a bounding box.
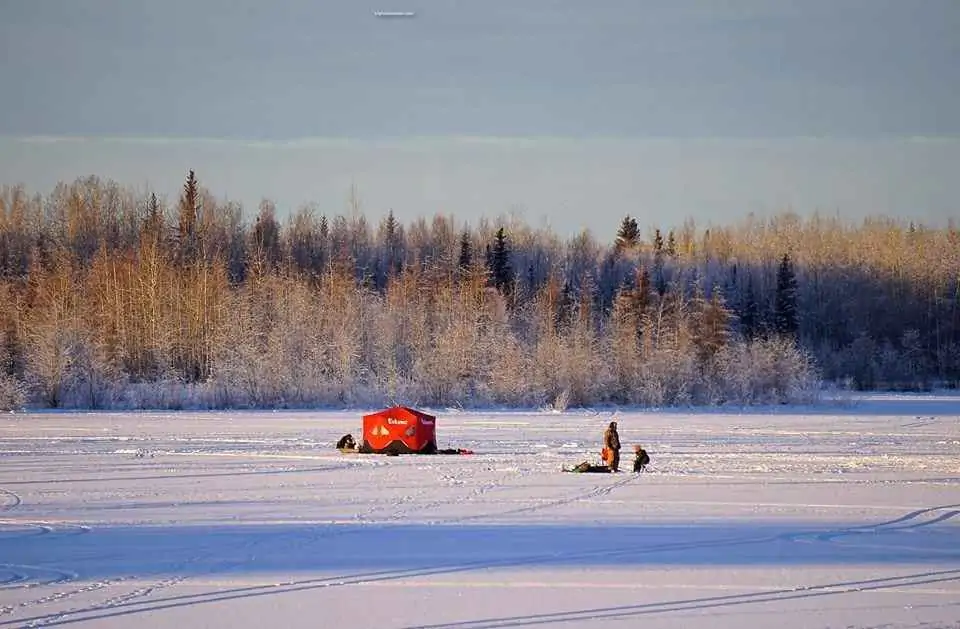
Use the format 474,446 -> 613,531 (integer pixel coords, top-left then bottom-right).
437,448 -> 474,455
359,406 -> 438,454
603,421 -> 622,472
563,461 -> 611,473
336,434 -> 358,451
633,445 -> 650,472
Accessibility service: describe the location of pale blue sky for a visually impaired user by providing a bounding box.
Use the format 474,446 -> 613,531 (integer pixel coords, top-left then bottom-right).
1,0 -> 957,237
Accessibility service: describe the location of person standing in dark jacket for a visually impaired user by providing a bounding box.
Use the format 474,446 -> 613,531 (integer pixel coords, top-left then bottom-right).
603,421 -> 621,472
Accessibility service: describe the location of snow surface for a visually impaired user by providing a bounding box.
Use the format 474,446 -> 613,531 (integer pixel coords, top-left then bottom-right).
1,394 -> 959,628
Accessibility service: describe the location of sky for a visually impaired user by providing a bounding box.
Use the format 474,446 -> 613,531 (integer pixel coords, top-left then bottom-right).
1,0 -> 958,237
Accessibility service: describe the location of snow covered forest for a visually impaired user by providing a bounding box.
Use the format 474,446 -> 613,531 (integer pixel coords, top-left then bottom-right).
0,172 -> 958,410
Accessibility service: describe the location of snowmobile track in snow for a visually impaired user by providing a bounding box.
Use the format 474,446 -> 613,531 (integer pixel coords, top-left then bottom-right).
0,489 -> 88,600
386,569 -> 960,629
0,564 -> 77,597
0,489 -> 22,511
781,503 -> 960,557
11,553 -> 960,628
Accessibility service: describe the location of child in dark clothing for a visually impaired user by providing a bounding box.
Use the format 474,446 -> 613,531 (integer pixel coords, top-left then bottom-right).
633,445 -> 650,472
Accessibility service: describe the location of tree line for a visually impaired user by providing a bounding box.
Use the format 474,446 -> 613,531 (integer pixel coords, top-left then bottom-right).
0,172 -> 956,410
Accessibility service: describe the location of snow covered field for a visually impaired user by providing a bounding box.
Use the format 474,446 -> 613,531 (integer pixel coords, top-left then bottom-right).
1,395 -> 959,628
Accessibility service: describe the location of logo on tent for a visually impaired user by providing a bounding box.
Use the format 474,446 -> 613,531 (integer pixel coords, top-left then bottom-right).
372,425 -> 390,436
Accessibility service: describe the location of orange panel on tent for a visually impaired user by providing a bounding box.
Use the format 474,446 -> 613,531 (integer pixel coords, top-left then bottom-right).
360,406 -> 437,454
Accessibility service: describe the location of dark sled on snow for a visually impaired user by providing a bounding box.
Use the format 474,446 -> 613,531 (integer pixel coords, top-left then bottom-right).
562,462 -> 612,473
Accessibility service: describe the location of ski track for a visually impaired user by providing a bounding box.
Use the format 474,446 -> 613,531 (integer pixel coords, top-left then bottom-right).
389,570 -> 960,629
781,503 -> 960,556
0,488 -> 106,623
8,514 -> 960,628
0,454 -> 195,624
6,507 -> 960,627
1,459 -> 640,626
7,536 -> 215,626
1,456 -> 521,625
0,487 -> 90,603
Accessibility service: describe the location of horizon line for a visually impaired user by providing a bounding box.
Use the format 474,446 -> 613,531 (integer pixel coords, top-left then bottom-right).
5,133 -> 960,148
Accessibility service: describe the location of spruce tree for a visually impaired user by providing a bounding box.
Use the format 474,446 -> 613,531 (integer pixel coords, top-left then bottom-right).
557,281 -> 576,331
488,227 -> 512,294
632,265 -> 653,340
317,215 -> 329,270
318,215 -> 329,242
741,273 -> 759,340
142,192 -> 163,247
666,230 -> 678,258
653,228 -> 664,256
457,229 -> 472,274
652,228 -> 666,294
693,285 -> 732,363
384,210 -> 402,275
615,215 -> 639,251
253,200 -> 280,272
177,170 -> 201,265
774,253 -> 799,338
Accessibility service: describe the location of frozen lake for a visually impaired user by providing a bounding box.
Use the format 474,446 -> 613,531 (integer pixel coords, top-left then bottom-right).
1,395 -> 959,628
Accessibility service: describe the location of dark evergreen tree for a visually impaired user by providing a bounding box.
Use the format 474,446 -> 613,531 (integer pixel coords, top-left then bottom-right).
252,200 -> 281,272
142,192 -> 164,246
597,251 -> 621,314
177,170 -> 201,265
457,229 -> 472,274
652,228 -> 667,294
693,285 -> 732,363
615,215 -> 639,251
631,264 -> 653,340
634,265 -> 652,313
226,217 -> 248,285
488,227 -> 512,294
653,228 -> 664,256
318,215 -> 329,241
740,272 -> 760,340
318,215 -> 329,270
666,230 -> 678,258
383,210 -> 403,275
384,209 -> 398,240
557,281 -> 576,330
774,253 -> 799,338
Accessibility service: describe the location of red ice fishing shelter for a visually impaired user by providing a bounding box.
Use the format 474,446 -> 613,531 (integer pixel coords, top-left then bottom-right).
360,406 -> 437,454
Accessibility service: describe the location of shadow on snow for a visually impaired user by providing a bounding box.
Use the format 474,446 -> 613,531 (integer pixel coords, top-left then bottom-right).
2,504 -> 959,626
2,505 -> 958,579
